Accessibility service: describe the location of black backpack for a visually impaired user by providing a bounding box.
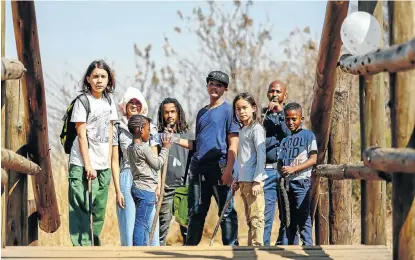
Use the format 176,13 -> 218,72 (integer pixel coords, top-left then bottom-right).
60,94 -> 91,154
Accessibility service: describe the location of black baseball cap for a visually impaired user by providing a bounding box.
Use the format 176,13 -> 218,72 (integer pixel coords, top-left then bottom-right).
206,71 -> 229,86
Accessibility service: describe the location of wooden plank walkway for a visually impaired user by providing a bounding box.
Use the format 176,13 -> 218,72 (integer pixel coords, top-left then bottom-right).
1,245 -> 392,259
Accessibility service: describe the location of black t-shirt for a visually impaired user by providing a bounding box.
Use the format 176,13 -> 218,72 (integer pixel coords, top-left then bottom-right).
160,131 -> 194,187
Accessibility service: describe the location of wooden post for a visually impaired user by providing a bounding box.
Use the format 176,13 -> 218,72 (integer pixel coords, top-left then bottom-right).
11,1 -> 60,233
5,79 -> 28,246
358,0 -> 387,246
389,1 -> 415,259
27,199 -> 38,246
310,0 -> 349,220
328,88 -> 352,244
316,192 -> 329,245
1,0 -> 7,248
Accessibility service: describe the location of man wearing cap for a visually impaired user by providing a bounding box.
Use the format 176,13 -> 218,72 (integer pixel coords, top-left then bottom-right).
177,71 -> 239,246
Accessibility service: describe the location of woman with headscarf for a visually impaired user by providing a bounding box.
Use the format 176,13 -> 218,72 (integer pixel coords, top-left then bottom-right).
111,87 -> 160,246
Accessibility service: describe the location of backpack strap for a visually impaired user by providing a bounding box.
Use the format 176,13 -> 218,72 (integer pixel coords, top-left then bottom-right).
114,121 -> 123,164
77,94 -> 91,121
182,149 -> 194,186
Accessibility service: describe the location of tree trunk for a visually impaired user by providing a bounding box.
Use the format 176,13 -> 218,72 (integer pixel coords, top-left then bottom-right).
11,1 -> 60,233
389,1 -> 415,259
358,0 -> 387,246
309,0 -> 349,220
328,88 -> 353,244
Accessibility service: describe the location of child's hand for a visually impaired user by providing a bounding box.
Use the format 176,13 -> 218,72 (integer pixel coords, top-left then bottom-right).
161,133 -> 172,148
251,181 -> 261,196
116,191 -> 125,209
232,180 -> 239,191
85,166 -> 97,180
281,166 -> 297,177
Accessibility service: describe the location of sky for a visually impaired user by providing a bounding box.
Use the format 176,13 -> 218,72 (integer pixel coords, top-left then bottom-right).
4,1 -> 329,87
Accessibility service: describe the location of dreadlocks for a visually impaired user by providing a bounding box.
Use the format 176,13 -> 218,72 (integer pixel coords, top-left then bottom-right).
157,97 -> 189,133
128,114 -> 150,135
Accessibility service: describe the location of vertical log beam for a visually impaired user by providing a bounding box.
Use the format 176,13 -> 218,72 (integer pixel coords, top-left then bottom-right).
310,1 -> 349,220
5,79 -> 28,246
389,1 -> 415,259
1,0 -> 7,248
328,88 -> 353,244
358,0 -> 387,245
11,1 -> 60,232
27,199 -> 38,246
316,190 -> 330,244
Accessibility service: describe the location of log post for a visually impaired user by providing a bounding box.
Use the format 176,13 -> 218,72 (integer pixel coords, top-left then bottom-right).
316,192 -> 329,245
389,1 -> 415,259
363,147 -> 415,173
310,0 -> 349,220
338,38 -> 415,75
1,148 -> 42,175
1,58 -> 26,81
5,79 -> 28,246
27,199 -> 38,246
315,163 -> 391,181
358,0 -> 387,246
328,88 -> 353,244
11,1 -> 60,233
1,0 -> 7,248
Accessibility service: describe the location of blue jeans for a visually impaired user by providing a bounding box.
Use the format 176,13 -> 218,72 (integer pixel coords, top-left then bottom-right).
116,168 -> 159,246
286,178 -> 313,245
186,162 -> 239,246
116,168 -> 135,246
131,186 -> 156,246
264,168 -> 288,245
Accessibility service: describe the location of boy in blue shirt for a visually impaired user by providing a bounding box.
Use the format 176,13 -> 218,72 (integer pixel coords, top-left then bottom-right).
178,71 -> 239,246
277,102 -> 317,245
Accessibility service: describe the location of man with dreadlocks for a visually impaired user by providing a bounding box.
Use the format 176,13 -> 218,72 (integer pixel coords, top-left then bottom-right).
155,97 -> 193,245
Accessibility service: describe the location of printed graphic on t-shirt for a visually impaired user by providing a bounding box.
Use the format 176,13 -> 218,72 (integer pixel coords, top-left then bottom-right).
170,155 -> 182,167
279,130 -> 317,180
88,111 -> 111,143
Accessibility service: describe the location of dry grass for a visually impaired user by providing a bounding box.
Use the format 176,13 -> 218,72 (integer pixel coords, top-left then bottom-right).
37,167 -> 393,250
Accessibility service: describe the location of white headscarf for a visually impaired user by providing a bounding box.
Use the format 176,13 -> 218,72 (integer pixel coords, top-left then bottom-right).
118,87 -> 149,117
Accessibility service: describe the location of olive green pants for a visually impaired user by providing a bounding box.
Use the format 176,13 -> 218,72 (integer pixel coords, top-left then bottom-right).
68,164 -> 112,246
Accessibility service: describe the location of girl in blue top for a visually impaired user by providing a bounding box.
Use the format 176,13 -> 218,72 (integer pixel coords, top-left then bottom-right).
232,92 -> 266,246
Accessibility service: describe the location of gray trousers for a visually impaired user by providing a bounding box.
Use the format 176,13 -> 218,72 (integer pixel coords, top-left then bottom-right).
159,186 -> 188,245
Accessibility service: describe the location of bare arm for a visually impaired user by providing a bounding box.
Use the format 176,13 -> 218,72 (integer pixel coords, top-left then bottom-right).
111,146 -> 121,194
221,133 -> 238,185
293,153 -> 317,172
152,146 -> 161,199
178,138 -> 194,150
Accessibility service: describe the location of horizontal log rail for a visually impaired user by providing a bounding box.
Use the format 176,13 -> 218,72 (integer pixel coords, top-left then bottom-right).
1,58 -> 26,81
315,162 -> 391,181
363,147 -> 415,173
338,37 -> 415,75
1,148 -> 41,175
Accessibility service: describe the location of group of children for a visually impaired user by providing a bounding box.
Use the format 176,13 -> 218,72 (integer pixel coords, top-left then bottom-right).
66,59 -> 317,247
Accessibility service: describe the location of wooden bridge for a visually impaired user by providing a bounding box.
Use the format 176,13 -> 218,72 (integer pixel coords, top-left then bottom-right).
1,1 -> 414,260
1,245 -> 392,259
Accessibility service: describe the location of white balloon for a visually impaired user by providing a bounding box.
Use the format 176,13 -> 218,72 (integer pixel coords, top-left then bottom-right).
341,11 -> 382,55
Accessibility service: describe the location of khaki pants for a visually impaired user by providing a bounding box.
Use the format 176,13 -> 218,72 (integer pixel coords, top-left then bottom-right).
239,182 -> 265,246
